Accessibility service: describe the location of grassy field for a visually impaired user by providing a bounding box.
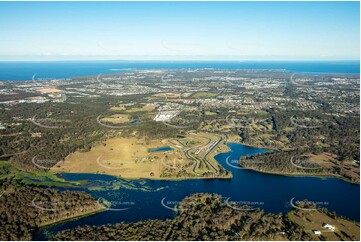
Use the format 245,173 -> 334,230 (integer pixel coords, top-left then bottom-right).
288,209 -> 360,241
205,111 -> 217,116
125,105 -> 156,113
52,132 -> 232,180
109,105 -> 126,111
191,92 -> 218,99
0,161 -> 79,187
100,114 -> 131,124
52,137 -> 185,179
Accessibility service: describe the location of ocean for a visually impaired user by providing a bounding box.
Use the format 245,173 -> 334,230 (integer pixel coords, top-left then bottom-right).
0,60 -> 359,81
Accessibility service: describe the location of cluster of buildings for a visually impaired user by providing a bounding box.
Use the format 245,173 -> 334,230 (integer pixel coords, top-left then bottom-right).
313,223 -> 336,235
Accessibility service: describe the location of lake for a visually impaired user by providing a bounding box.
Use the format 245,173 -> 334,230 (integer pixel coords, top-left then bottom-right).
129,120 -> 141,125
36,143 -> 360,240
148,146 -> 173,152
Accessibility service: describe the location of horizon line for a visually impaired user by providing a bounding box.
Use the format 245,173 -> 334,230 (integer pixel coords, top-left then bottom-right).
0,59 -> 359,63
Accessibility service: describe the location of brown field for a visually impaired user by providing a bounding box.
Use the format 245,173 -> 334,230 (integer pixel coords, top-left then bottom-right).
306,153 -> 360,183
52,137 -> 186,179
52,132 -> 231,180
36,88 -> 62,93
205,111 -> 217,116
226,134 -> 241,143
125,105 -> 157,112
153,92 -> 181,99
100,114 -> 131,124
109,105 -> 126,111
191,92 -> 218,99
288,210 -> 360,241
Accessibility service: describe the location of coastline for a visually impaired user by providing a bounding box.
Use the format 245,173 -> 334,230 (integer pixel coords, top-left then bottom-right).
1,61 -> 359,81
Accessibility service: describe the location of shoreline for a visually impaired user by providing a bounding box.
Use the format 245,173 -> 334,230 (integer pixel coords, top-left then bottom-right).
51,140 -> 359,185
234,141 -> 360,185
52,170 -> 233,182
53,136 -> 234,182
39,207 -> 106,228
242,167 -> 360,185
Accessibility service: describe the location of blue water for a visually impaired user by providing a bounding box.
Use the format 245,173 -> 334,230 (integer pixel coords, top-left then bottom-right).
148,146 -> 173,152
129,120 -> 141,125
0,61 -> 359,81
38,143 -> 360,239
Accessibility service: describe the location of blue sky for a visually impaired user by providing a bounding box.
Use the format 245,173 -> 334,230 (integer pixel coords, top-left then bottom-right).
0,1 -> 359,61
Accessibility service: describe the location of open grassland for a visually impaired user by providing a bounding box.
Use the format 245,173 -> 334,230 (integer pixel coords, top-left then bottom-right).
125,105 -> 157,113
52,132 -> 231,180
36,88 -> 62,93
52,137 -> 180,179
0,161 -> 79,187
307,153 -> 360,182
288,209 -> 360,241
109,105 -> 126,111
100,113 -> 131,124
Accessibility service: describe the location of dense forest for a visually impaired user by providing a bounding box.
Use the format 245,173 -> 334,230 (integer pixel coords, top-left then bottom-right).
238,109 -> 360,183
0,178 -> 102,240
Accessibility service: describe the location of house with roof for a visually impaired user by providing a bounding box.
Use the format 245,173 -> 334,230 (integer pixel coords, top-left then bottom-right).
322,223 -> 335,231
